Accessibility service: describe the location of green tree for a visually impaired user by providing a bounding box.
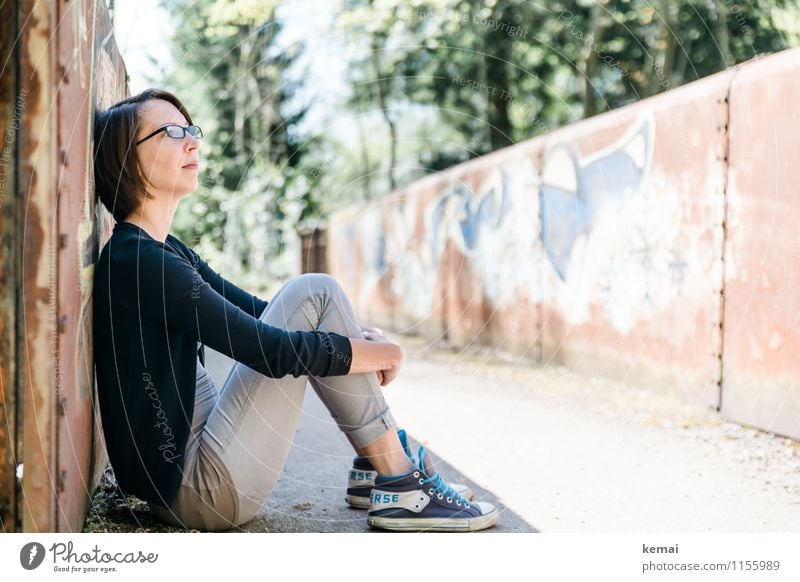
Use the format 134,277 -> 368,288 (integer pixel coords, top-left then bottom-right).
162,0 -> 312,286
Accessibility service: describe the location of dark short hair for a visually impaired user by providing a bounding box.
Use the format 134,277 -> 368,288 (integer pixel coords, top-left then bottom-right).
93,88 -> 193,221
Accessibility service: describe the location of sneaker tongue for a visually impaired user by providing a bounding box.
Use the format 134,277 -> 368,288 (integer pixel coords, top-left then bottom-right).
397,429 -> 413,461
416,445 -> 436,479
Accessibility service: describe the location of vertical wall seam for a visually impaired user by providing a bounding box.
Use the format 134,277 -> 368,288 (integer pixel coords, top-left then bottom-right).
716,66 -> 741,413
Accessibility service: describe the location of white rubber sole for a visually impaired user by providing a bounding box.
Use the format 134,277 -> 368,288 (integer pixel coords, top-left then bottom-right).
346,494 -> 372,509
367,505 -> 498,532
348,487 -> 476,510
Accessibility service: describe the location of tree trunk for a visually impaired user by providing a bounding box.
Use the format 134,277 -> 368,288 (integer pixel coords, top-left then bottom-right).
484,4 -> 514,149
581,3 -> 608,117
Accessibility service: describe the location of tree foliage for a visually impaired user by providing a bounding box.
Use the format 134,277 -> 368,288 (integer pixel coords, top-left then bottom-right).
160,0 -> 798,286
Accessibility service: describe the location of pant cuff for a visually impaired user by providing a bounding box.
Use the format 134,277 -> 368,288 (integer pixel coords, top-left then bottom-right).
347,408 -> 397,450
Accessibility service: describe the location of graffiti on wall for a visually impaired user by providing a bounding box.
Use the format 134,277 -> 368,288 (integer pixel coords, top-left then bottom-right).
349,111 -> 700,334
370,159 -> 542,321
540,114 -> 655,281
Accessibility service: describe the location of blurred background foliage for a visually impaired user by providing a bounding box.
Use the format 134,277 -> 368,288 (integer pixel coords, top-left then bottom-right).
150,0 -> 799,290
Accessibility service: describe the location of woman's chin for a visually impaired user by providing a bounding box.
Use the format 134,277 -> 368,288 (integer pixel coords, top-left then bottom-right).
179,182 -> 199,198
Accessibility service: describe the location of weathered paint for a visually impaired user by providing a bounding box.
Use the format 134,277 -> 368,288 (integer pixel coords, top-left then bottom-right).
721,50 -> 800,439
0,0 -> 21,532
539,71 -> 730,409
54,0 -> 125,532
0,0 -> 126,532
19,0 -> 58,533
328,47 -> 800,438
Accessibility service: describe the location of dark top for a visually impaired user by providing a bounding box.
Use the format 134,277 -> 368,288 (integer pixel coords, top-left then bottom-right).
93,222 -> 353,508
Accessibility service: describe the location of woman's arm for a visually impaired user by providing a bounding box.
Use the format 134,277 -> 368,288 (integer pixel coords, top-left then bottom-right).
348,336 -> 404,386
167,235 -> 269,317
112,240 -> 351,378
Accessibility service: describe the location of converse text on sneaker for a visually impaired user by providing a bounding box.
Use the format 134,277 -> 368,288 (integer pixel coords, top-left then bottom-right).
366,445 -> 498,532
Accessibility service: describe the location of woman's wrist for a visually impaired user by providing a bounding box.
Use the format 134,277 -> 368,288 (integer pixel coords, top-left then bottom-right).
347,337 -> 402,375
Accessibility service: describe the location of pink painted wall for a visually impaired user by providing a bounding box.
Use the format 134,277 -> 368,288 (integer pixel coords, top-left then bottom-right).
327,48 -> 800,440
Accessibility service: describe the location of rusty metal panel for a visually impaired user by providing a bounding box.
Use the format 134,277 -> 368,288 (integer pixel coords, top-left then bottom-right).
0,0 -> 21,533
433,144 -> 545,356
3,0 -> 126,532
329,72 -> 733,410
19,0 -> 59,532
382,183 -> 443,336
360,193 -> 404,332
327,48 -> 800,434
326,200 -> 394,331
53,0 -> 107,532
325,205 -> 362,301
721,49 -> 800,439
330,137 -> 546,359
85,2 -> 126,532
473,143 -> 545,361
538,71 -> 732,408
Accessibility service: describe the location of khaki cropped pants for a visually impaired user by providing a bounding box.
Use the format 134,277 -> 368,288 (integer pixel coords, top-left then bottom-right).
151,273 -> 396,530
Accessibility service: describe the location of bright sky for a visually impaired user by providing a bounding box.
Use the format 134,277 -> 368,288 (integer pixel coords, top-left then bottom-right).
112,0 -> 346,116
112,0 -> 174,94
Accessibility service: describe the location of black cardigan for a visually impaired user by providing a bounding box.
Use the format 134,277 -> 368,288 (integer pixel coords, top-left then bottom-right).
93,221 -> 353,508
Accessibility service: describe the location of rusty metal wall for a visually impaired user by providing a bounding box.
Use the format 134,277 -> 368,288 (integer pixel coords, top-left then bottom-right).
53,0 -> 127,533
17,0 -> 58,533
538,72 -> 730,409
0,0 -> 21,533
327,47 -> 800,440
0,0 -> 126,532
721,51 -> 800,440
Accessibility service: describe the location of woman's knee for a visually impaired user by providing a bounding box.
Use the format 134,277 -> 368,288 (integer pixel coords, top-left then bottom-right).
291,272 -> 342,298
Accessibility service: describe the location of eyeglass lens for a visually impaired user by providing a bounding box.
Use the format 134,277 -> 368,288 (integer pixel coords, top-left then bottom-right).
164,125 -> 203,139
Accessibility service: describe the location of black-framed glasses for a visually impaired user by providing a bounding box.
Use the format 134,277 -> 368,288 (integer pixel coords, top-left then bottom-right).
135,124 -> 203,146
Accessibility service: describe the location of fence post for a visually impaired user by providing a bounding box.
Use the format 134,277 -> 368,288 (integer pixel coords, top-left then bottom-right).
297,225 -> 328,274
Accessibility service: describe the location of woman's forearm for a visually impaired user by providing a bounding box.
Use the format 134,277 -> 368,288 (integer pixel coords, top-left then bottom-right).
347,337 -> 403,375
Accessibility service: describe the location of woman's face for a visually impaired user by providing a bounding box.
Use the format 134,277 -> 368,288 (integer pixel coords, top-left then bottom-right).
135,99 -> 201,201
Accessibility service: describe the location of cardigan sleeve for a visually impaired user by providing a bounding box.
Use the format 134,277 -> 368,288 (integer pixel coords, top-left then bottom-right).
165,234 -> 269,318
112,239 -> 352,378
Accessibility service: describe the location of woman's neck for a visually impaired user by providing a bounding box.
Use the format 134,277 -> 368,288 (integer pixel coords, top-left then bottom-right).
123,199 -> 178,242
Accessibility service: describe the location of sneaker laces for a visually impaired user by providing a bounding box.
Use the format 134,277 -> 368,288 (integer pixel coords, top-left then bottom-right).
421,472 -> 470,505
417,446 -> 469,506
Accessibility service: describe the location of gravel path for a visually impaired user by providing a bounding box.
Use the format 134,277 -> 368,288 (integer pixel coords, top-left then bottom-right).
85,333 -> 800,532
387,335 -> 800,532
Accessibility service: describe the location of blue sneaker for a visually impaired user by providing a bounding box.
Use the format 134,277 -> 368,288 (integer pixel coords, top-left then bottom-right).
346,429 -> 473,509
366,445 -> 498,532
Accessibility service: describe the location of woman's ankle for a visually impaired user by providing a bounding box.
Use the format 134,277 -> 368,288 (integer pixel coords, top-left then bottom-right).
358,427 -> 414,475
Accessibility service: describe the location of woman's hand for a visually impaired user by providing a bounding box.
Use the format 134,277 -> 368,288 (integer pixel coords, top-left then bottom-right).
378,355 -> 403,386
351,327 -> 403,386
360,325 -> 386,341
361,325 -> 392,386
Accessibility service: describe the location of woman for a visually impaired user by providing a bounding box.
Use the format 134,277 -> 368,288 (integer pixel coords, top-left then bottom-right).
92,88 -> 498,532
